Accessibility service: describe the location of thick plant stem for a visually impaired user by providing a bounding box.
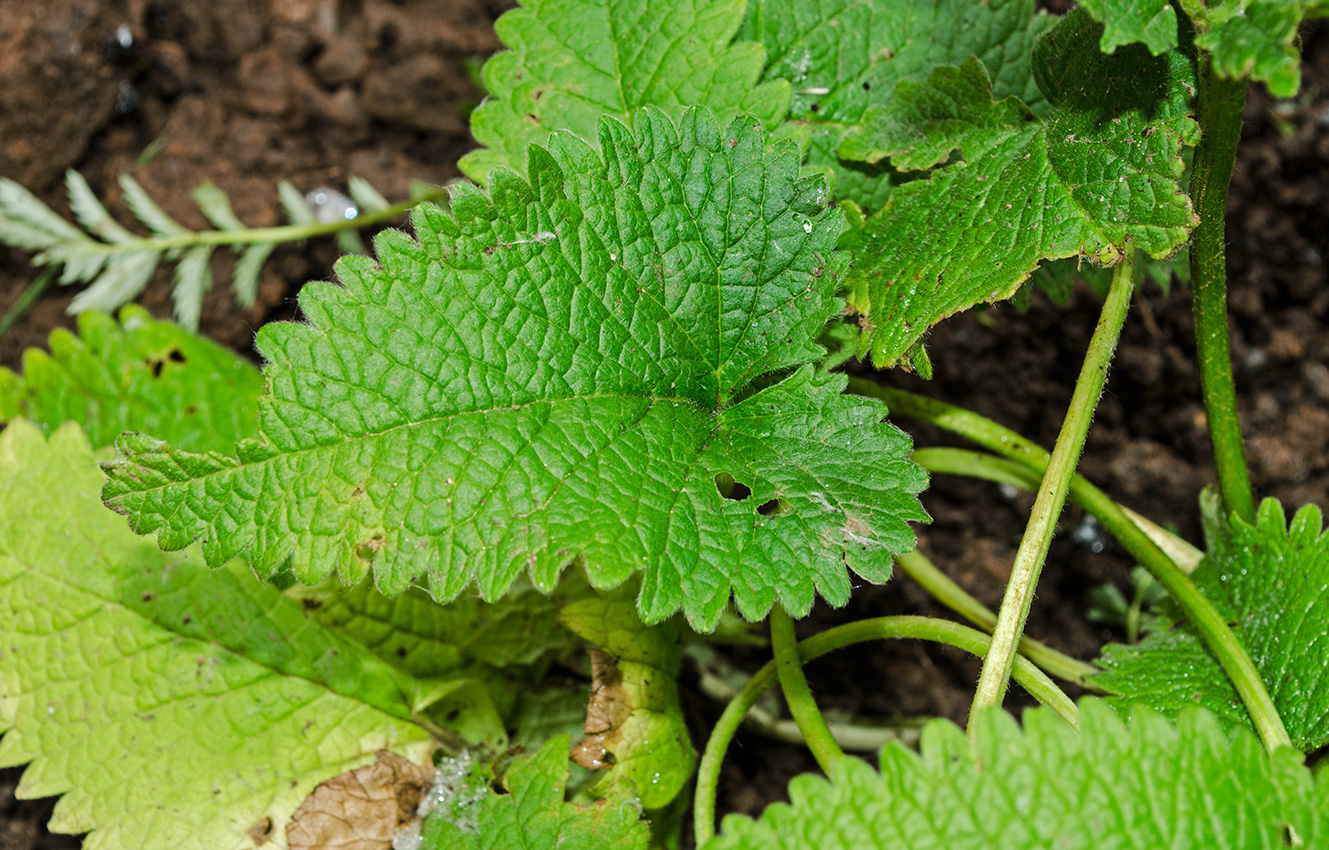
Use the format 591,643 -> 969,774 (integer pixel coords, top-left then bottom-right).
850,389 -> 1292,751
769,606 -> 844,772
893,548 -> 1101,687
970,253 -> 1137,724
692,616 -> 1077,846
1190,64 -> 1256,525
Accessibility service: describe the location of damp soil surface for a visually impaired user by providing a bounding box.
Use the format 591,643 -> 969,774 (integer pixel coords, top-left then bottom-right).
1,3 -> 1327,848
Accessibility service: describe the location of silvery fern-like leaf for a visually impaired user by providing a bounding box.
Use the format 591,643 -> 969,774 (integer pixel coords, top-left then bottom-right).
0,170 -> 405,330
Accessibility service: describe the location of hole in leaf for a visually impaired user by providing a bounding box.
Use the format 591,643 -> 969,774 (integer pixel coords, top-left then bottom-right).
1282,823 -> 1303,847
757,498 -> 792,517
248,816 -> 274,845
167,348 -> 186,363
355,532 -> 386,561
600,750 -> 617,766
715,473 -> 751,501
396,646 -> 408,658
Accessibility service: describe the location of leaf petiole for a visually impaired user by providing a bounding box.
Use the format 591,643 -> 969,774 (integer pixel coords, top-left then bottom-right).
893,547 -> 1100,687
769,606 -> 845,773
1189,61 -> 1256,524
910,447 -> 1203,572
970,251 -> 1139,725
693,615 -> 1078,846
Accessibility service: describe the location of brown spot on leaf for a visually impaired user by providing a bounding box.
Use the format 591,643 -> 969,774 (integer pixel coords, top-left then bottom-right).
287,751 -> 436,850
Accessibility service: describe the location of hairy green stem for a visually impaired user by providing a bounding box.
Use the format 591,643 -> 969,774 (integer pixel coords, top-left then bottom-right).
1071,474 -> 1290,750
910,447 -> 1203,573
769,606 -> 845,772
970,253 -> 1138,723
692,616 -> 1077,846
0,266 -> 56,342
57,190 -> 447,256
893,548 -> 1101,687
1190,63 -> 1255,525
851,378 -> 1291,751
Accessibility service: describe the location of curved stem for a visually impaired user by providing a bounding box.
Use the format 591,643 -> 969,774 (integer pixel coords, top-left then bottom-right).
911,447 -> 1202,573
1190,62 -> 1255,525
692,616 -> 1077,846
970,252 -> 1138,724
769,606 -> 844,772
695,665 -> 927,752
893,548 -> 1101,687
850,378 -> 1291,751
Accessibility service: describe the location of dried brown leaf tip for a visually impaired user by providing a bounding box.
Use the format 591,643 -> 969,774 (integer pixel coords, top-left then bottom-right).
570,648 -> 630,770
287,751 -> 436,850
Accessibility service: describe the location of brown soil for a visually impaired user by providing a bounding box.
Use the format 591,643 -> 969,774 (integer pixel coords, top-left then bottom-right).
1,3 -> 1326,847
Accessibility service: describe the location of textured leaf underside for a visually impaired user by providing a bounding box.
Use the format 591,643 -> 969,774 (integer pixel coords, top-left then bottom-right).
705,700 -> 1329,850
741,0 -> 1057,212
0,421 -> 441,850
1095,498 -> 1329,751
289,576 -> 583,679
419,735 -> 649,850
459,0 -> 790,181
103,108 -> 929,631
1079,0 -> 1328,96
839,10 -> 1199,367
0,305 -> 262,453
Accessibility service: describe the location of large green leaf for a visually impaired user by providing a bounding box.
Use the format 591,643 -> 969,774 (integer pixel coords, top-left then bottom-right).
418,734 -> 649,850
741,0 -> 1057,212
0,420 -> 497,850
838,10 -> 1198,367
0,305 -> 262,453
459,0 -> 790,181
705,700 -> 1328,850
102,107 -> 929,632
1079,0 -> 1329,96
1095,497 -> 1329,751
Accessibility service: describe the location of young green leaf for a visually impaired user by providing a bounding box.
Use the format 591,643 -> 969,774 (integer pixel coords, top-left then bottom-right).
102,107 -> 928,631
704,700 -> 1328,850
0,420 -> 489,850
741,0 -> 1056,212
1095,497 -> 1329,751
0,305 -> 262,453
417,735 -> 649,850
1079,0 -> 1329,96
459,0 -> 790,181
1076,0 -> 1179,54
839,10 -> 1199,367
